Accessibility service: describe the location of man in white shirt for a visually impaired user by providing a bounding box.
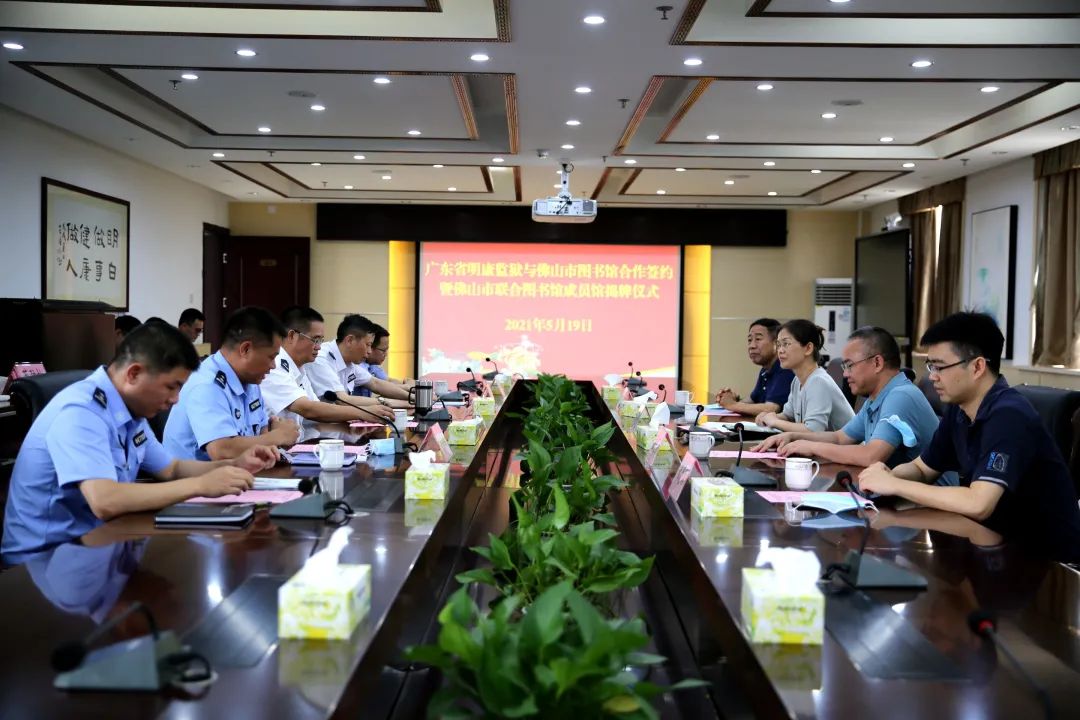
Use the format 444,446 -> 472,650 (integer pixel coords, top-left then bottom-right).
306,314 -> 407,413
261,307 -> 395,423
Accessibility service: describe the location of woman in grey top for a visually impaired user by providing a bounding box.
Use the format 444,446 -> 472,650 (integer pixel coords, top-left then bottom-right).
755,319 -> 854,433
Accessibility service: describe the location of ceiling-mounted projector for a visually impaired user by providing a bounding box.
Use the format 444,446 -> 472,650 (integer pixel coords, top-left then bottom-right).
532,161 -> 597,223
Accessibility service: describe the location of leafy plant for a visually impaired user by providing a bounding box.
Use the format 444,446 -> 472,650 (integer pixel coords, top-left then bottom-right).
407,582 -> 702,720
516,439 -> 624,526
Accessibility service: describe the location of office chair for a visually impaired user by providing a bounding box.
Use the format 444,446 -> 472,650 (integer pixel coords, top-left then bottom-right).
9,370 -> 92,427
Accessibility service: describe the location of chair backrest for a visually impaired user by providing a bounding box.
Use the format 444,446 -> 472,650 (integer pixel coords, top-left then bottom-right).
9,369 -> 92,426
147,406 -> 171,442
917,374 -> 944,417
824,357 -> 856,409
1013,384 -> 1080,478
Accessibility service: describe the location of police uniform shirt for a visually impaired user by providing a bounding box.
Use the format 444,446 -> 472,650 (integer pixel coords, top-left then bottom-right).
920,376 -> 1080,560
1,367 -> 171,565
260,347 -> 317,426
163,351 -> 269,461
352,361 -> 389,397
306,341 -> 373,397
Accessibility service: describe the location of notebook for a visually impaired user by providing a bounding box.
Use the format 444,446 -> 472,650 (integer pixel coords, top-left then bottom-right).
184,490 -> 303,505
154,503 -> 255,529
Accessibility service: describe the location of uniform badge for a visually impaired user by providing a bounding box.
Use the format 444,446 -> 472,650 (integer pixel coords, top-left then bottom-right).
347,373 -> 356,383
280,358 -> 290,372
328,351 -> 336,361
988,452 -> 1009,473
249,398 -> 262,412
215,371 -> 227,388
92,388 -> 107,408
234,408 -> 242,419
133,430 -> 147,447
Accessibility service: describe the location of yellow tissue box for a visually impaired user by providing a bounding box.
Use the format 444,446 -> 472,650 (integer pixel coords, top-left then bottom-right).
690,476 -> 744,517
691,509 -> 744,546
447,418 -> 482,445
405,463 -> 450,499
634,425 -> 672,454
473,397 -> 496,418
278,564 -> 371,640
405,497 -> 446,528
602,385 -> 622,403
740,568 -> 824,645
618,401 -> 644,418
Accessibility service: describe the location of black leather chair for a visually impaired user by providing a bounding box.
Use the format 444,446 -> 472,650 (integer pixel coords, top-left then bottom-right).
825,357 -> 856,409
917,374 -> 944,416
148,406 -> 171,443
1013,385 -> 1080,494
9,369 -> 92,427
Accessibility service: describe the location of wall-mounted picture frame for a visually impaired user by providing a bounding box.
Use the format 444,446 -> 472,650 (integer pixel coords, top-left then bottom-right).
41,177 -> 130,310
965,205 -> 1017,359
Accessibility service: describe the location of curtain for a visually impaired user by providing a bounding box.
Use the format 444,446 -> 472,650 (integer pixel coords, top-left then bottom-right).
1032,168 -> 1080,367
934,202 -> 963,325
910,210 -> 938,345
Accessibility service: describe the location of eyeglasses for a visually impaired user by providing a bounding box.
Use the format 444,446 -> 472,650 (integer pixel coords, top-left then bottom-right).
925,358 -> 971,376
775,341 -> 797,350
840,354 -> 879,372
296,330 -> 324,345
370,345 -> 389,354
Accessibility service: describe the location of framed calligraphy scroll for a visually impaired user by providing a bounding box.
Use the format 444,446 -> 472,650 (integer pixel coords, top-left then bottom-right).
41,178 -> 130,310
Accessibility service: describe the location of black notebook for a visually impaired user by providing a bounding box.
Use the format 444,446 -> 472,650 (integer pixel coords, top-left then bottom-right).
155,503 -> 255,529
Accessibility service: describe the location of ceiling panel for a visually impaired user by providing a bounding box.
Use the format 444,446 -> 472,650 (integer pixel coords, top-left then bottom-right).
758,0 -> 1080,17
624,168 -> 848,197
270,162 -> 489,191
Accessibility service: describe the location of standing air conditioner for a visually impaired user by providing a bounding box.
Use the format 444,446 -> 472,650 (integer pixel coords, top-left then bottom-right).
813,278 -> 853,360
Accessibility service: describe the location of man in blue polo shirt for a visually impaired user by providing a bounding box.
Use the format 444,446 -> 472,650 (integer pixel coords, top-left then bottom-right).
859,313 -> 1080,560
715,318 -> 795,416
2,323 -> 276,565
164,306 -> 300,460
754,326 -> 940,470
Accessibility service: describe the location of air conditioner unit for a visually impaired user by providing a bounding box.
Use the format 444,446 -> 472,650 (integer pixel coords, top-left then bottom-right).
813,278 -> 853,360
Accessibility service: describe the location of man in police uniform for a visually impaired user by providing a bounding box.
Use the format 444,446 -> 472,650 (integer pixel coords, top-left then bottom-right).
352,323 -> 415,399
2,323 -> 277,565
164,306 -> 300,461
306,314 -> 401,416
261,306 -> 393,424
859,312 -> 1080,561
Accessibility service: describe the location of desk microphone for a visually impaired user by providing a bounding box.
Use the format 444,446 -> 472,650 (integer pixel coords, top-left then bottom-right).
321,391 -> 403,453
968,610 -> 1055,719
657,383 -> 667,403
626,362 -> 645,388
52,601 -> 159,672
458,367 -> 481,393
719,423 -> 775,487
482,357 -> 499,381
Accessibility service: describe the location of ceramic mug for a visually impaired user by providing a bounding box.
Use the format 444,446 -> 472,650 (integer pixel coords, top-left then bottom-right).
683,404 -> 702,424
785,457 -> 820,490
316,439 -> 345,470
392,409 -> 408,432
433,380 -> 450,396
675,390 -> 692,407
688,431 -> 716,457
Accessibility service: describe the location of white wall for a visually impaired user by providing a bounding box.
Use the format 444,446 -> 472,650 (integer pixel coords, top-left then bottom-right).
0,105 -> 229,322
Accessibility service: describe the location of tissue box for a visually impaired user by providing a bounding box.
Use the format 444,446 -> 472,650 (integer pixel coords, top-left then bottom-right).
602,385 -> 622,403
405,497 -> 446,528
690,476 -> 744,517
740,568 -> 824,645
618,400 -> 643,418
278,565 -> 372,640
634,425 -> 672,454
691,509 -> 744,546
473,397 -> 496,418
447,418 -> 482,445
405,462 -> 450,499
449,445 -> 476,466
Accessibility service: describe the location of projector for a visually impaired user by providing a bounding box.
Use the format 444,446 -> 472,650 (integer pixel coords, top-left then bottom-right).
532,160 -> 597,224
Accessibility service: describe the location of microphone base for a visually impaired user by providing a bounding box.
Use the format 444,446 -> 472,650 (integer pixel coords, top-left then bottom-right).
54,631 -> 185,691
626,378 -> 646,388
416,408 -> 451,422
731,466 -> 777,488
270,492 -> 332,519
837,550 -> 928,590
482,371 -> 497,381
457,380 -> 480,393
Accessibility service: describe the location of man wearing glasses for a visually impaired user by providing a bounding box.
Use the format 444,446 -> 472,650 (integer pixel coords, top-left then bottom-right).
352,323 -> 415,399
306,314 -> 401,416
755,326 -> 940,469
859,313 -> 1080,557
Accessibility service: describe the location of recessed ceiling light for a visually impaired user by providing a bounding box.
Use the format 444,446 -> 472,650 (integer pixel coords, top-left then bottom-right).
492,157 -> 505,163
3,42 -> 24,51
829,0 -> 851,4
236,48 -> 257,57
554,184 -> 562,189
382,175 -> 392,180
981,86 -> 1000,93
257,126 -> 271,133
683,57 -> 703,67
756,83 -> 774,91
560,144 -> 575,150
566,119 -> 581,126
181,73 -> 199,81
310,104 -> 326,112
311,162 -> 322,166
447,187 -> 457,191
432,164 -> 444,168
212,152 -> 225,158
767,191 -> 778,196
810,169 -> 822,174
910,59 -> 933,68
821,112 -> 837,119
353,154 -> 366,160
343,185 -> 353,189
407,129 -> 422,136
624,159 -> 637,165
675,167 -> 686,172
902,162 -> 916,168
583,15 -> 605,25
706,133 -> 720,140
247,191 -> 258,196
724,180 -> 735,185
991,150 -> 1009,155
470,53 -> 490,62
879,136 -> 894,142
373,77 -> 391,85
763,161 -> 776,166
656,189 -> 666,195
575,86 -> 592,94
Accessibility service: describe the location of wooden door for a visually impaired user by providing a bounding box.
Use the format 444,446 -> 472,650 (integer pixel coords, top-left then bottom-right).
222,236 -> 310,319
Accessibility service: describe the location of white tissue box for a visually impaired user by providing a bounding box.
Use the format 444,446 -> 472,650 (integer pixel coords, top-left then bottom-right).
618,400 -> 644,418
740,568 -> 824,645
405,462 -> 450,499
602,385 -> 622,403
278,564 -> 371,640
473,397 -> 496,418
447,418 -> 482,445
690,476 -> 744,517
634,425 -> 672,454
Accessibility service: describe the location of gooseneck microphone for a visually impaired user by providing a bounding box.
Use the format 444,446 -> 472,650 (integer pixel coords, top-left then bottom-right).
482,357 -> 499,381
458,367 -> 481,393
969,610 -> 1055,719
657,383 -> 667,403
837,471 -> 872,559
322,391 -> 403,453
626,361 -> 645,388
718,423 -> 774,487
52,602 -> 159,672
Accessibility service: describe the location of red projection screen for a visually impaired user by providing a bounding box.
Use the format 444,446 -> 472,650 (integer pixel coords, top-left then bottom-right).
418,242 -> 682,390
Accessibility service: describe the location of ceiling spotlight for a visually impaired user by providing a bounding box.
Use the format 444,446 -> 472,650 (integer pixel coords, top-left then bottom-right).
767,191 -> 778,196
344,185 -> 354,189
656,189 -> 667,195
311,162 -> 321,166
181,73 -> 199,81
910,59 -> 933,68
683,57 -> 703,67
353,154 -> 366,160
624,159 -> 637,165
724,180 -> 735,185
373,77 -> 391,85
756,83 -> 774,91
575,86 -> 592,94
470,53 -> 490,62
554,184 -> 562,189
257,126 -> 271,133
821,112 -> 837,119
981,86 -> 1000,93
566,119 -> 581,126
432,164 -> 444,168
810,169 -> 822,174
675,167 -> 686,172
902,162 -> 916,168
447,187 -> 457,191
583,15 -> 605,25
491,157 -> 505,163
247,191 -> 258,196
382,175 -> 392,180
706,133 -> 720,140
310,104 -> 325,112
763,161 -> 776,166
879,136 -> 894,142
829,0 -> 851,3
212,152 -> 225,158
560,144 -> 575,150
407,129 -> 422,135
236,48 -> 257,57
2,42 -> 24,51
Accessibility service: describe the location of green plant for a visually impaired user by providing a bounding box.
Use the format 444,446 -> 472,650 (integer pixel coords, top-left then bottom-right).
407,582 -> 703,719
517,440 -> 624,526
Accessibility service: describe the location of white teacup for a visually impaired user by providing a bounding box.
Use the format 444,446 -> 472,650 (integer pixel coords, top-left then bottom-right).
675,390 -> 692,407
785,457 -> 820,490
688,431 -> 716,458
683,404 -> 702,424
433,380 -> 450,396
392,408 -> 408,432
316,438 -> 345,470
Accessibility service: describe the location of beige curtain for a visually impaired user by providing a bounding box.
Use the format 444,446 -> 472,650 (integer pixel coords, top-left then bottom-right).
1032,168 -> 1080,366
910,210 -> 938,345
935,203 -> 963,325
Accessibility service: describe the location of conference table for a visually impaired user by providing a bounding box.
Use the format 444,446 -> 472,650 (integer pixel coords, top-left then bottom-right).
0,381 -> 1078,720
